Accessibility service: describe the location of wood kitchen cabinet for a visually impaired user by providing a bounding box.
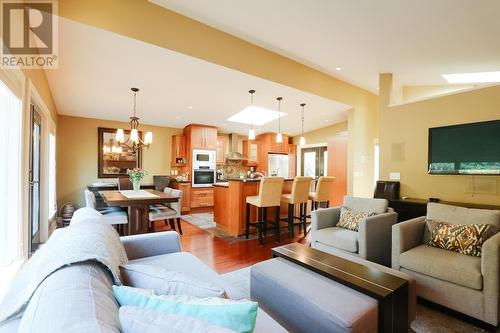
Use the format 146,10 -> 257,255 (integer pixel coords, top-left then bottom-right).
171,134 -> 186,166
191,187 -> 214,208
272,135 -> 290,153
216,135 -> 229,164
185,125 -> 217,150
288,144 -> 297,177
242,140 -> 258,166
170,182 -> 191,213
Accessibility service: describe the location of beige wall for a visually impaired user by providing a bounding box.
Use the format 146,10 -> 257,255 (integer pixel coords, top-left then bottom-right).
292,121 -> 348,144
401,84 -> 476,102
59,0 -> 378,198
379,76 -> 500,205
57,115 -> 182,208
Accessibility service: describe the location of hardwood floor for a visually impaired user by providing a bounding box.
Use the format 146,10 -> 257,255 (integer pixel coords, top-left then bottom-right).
152,213 -> 310,274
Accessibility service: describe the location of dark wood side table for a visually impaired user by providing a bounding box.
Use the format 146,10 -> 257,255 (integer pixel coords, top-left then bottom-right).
389,198 -> 500,222
272,243 -> 409,333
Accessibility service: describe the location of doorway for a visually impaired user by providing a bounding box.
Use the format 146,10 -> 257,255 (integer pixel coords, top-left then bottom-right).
300,146 -> 328,179
29,105 -> 41,254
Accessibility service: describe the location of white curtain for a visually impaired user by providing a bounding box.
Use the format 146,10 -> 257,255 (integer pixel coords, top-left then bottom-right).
0,80 -> 22,266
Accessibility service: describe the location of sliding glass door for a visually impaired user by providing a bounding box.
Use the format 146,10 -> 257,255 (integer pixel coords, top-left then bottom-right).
29,105 -> 42,254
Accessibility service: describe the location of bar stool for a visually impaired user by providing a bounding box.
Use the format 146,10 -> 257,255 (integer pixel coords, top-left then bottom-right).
281,177 -> 313,237
309,176 -> 335,210
245,177 -> 284,246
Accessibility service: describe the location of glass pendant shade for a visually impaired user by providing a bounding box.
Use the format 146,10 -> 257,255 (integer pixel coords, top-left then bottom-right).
144,131 -> 153,145
248,128 -> 256,140
116,128 -> 125,143
299,136 -> 306,145
130,129 -> 139,144
276,132 -> 283,143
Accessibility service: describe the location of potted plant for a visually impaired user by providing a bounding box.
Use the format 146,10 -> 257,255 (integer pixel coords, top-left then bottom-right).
127,168 -> 147,191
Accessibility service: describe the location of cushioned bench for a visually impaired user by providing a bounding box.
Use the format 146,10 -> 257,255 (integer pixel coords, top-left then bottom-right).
251,257 -> 377,333
251,250 -> 416,333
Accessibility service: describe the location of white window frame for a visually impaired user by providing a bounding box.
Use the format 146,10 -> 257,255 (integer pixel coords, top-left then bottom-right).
0,68 -> 25,269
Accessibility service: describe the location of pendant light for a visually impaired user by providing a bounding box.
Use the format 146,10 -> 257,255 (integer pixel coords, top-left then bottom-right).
116,87 -> 153,154
276,97 -> 283,143
248,89 -> 256,140
299,103 -> 306,145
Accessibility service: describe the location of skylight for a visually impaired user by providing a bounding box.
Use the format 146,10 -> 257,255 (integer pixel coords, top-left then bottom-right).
227,106 -> 287,126
442,71 -> 500,84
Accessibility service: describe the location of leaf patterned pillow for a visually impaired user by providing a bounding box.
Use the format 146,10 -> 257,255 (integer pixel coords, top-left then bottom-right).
424,219 -> 497,257
337,206 -> 374,231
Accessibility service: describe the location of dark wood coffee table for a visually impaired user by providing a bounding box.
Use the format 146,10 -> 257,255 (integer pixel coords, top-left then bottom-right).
272,243 -> 408,333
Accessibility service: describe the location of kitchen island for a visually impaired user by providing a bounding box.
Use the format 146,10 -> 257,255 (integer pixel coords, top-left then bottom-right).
213,178 -> 294,236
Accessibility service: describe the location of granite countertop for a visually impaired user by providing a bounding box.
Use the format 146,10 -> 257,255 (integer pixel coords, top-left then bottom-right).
213,182 -> 229,188
220,177 -> 295,183
170,179 -> 191,183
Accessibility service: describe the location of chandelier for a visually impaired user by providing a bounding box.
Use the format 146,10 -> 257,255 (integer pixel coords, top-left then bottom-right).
115,87 -> 153,154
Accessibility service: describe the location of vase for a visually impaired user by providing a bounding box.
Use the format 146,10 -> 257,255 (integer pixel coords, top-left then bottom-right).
132,180 -> 141,192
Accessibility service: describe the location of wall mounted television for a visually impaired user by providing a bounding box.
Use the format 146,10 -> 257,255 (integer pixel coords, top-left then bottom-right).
428,120 -> 500,175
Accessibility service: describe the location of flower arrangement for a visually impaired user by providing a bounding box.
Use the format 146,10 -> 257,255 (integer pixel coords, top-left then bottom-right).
127,168 -> 147,191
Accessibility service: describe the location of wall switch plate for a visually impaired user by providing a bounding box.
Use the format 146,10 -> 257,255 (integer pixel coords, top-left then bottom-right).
389,172 -> 401,180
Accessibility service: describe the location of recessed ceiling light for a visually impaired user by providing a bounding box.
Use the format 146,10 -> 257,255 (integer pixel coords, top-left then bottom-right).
335,67 -> 342,71
325,119 -> 329,123
442,71 -> 500,83
187,106 -> 193,109
227,106 -> 286,126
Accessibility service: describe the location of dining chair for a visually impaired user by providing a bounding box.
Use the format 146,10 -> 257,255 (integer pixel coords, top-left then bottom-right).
153,175 -> 171,191
149,188 -> 183,235
117,177 -> 133,190
281,176 -> 313,237
245,177 -> 284,246
84,190 -> 128,234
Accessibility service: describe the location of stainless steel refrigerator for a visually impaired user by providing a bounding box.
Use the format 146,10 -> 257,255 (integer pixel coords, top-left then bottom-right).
268,153 -> 290,177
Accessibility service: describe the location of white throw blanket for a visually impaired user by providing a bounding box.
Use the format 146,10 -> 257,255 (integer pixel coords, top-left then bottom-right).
0,219 -> 128,324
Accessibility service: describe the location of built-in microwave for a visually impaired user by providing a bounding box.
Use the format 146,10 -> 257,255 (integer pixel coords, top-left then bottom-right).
193,149 -> 216,169
192,168 -> 215,187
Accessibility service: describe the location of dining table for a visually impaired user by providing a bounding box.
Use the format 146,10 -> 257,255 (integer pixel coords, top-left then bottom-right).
100,189 -> 179,235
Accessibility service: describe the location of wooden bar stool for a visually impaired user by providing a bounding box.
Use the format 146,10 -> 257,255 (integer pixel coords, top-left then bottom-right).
245,177 -> 285,246
309,176 -> 335,210
281,177 -> 313,237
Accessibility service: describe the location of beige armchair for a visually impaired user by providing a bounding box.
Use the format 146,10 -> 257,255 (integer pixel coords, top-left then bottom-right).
311,196 -> 398,266
392,203 -> 500,326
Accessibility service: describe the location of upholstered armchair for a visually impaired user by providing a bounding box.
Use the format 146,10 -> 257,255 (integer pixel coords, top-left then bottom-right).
392,203 -> 500,326
310,196 -> 398,266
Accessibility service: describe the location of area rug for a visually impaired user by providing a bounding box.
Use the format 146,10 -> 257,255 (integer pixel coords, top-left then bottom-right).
221,267 -> 495,333
183,212 -> 295,244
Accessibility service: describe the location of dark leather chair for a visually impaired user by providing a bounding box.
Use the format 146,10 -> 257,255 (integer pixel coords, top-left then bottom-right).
374,181 -> 400,200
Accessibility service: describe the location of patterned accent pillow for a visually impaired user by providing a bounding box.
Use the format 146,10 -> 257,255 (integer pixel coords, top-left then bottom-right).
337,206 -> 375,231
424,219 -> 497,257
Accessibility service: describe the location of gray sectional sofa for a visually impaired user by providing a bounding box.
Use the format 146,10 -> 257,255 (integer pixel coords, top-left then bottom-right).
0,231 -> 286,333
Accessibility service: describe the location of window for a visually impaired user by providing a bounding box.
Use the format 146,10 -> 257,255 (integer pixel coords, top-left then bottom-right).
48,133 -> 56,218
0,80 -> 22,266
374,143 -> 380,184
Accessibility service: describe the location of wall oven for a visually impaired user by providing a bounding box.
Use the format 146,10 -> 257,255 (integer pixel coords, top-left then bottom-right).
193,168 -> 215,187
192,150 -> 216,187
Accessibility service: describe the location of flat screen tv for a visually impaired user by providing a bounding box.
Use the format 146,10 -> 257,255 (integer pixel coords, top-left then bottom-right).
428,120 -> 500,175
